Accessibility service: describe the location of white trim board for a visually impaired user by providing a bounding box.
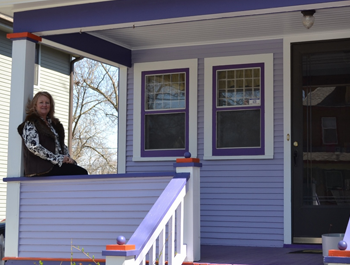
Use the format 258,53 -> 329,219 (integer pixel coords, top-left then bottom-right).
133,59 -> 198,161
282,30 -> 350,245
117,66 -> 127,173
203,53 -> 274,160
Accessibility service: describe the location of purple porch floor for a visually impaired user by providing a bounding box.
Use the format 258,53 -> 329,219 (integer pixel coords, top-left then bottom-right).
197,245 -> 324,265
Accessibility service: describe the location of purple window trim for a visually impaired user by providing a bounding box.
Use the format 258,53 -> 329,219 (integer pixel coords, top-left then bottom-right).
212,63 -> 265,156
141,68 -> 189,157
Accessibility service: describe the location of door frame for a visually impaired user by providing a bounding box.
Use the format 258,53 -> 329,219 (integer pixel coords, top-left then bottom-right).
283,30 -> 350,245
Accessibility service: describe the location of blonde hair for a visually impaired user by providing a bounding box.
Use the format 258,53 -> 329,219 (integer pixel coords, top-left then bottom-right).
26,91 -> 56,122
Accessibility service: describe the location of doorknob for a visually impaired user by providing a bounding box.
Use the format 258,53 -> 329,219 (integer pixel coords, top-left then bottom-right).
293,141 -> 298,147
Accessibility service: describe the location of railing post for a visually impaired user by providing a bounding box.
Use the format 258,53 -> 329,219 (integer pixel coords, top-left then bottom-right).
174,153 -> 202,262
104,243 -> 136,265
105,256 -> 135,265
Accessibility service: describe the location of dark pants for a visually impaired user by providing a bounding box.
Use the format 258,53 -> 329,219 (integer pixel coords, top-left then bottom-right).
43,163 -> 88,176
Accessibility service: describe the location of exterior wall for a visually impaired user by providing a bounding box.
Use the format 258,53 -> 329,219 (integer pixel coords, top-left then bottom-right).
18,176 -> 171,259
127,39 -> 284,247
0,30 -> 12,220
0,33 -> 71,219
35,45 -> 71,141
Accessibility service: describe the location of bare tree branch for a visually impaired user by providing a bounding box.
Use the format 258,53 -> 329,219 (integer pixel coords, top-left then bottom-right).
71,58 -> 119,174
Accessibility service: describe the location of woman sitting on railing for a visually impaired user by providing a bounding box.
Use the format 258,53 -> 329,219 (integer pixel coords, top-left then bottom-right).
17,91 -> 88,177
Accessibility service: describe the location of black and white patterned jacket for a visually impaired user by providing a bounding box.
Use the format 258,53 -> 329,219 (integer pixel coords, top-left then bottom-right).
17,113 -> 69,176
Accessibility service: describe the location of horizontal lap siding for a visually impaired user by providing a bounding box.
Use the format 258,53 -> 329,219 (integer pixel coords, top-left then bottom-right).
18,177 -> 171,259
0,30 -> 12,220
37,45 -> 70,142
128,39 -> 284,247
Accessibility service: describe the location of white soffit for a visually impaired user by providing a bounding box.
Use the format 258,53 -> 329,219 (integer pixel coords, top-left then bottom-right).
88,5 -> 350,50
0,0 -> 111,17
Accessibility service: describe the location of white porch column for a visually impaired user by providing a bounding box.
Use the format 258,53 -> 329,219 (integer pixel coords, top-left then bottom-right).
7,35 -> 37,177
174,153 -> 201,262
5,33 -> 38,258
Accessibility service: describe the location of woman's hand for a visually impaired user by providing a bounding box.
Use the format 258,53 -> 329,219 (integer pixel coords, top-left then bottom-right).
63,156 -> 74,164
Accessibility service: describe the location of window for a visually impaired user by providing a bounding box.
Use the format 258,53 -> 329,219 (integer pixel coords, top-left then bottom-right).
213,64 -> 264,155
322,117 -> 338,144
142,69 -> 189,157
204,54 -> 273,159
133,59 -> 197,161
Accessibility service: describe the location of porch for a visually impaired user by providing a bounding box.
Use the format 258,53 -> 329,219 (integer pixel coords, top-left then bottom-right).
199,244 -> 323,265
3,160 -> 327,265
3,245 -> 325,265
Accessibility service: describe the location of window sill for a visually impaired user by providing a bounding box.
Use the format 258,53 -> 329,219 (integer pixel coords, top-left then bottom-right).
133,156 -> 181,162
203,154 -> 273,160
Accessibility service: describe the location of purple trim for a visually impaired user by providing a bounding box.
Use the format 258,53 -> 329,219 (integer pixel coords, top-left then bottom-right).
141,68 -> 189,157
174,172 -> 190,180
102,249 -> 138,257
212,63 -> 265,156
44,33 -> 131,67
283,244 -> 321,249
173,162 -> 202,168
324,256 -> 350,263
3,171 -> 178,182
14,0 -> 343,33
102,178 -> 188,258
6,261 -> 104,265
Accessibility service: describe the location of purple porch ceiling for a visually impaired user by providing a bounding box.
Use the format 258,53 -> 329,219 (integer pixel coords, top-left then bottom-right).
12,0 -> 348,33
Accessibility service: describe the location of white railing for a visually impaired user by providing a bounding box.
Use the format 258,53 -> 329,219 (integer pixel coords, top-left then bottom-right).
104,159 -> 201,265
133,180 -> 187,265
103,176 -> 189,265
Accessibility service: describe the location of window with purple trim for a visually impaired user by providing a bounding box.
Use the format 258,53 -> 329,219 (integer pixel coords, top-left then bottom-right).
141,68 -> 189,157
213,63 -> 265,156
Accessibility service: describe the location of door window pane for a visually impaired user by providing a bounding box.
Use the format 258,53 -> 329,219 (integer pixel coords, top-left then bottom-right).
322,117 -> 338,144
302,86 -> 350,206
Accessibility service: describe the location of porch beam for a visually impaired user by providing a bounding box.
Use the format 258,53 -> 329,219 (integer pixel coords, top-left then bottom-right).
43,33 -> 131,68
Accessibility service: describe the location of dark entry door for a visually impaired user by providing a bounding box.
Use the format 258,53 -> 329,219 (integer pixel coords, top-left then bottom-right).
292,39 -> 350,243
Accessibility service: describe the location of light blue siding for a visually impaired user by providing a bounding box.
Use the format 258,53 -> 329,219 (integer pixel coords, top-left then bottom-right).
127,39 -> 284,247
0,30 -> 12,220
0,33 -> 71,220
36,45 -> 71,137
18,177 -> 171,258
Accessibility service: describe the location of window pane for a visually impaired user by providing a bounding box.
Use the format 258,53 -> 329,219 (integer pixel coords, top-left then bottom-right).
322,117 -> 337,128
217,110 -> 261,148
145,113 -> 185,150
145,73 -> 186,110
245,69 -> 253,78
217,67 -> 261,108
323,129 -> 338,144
